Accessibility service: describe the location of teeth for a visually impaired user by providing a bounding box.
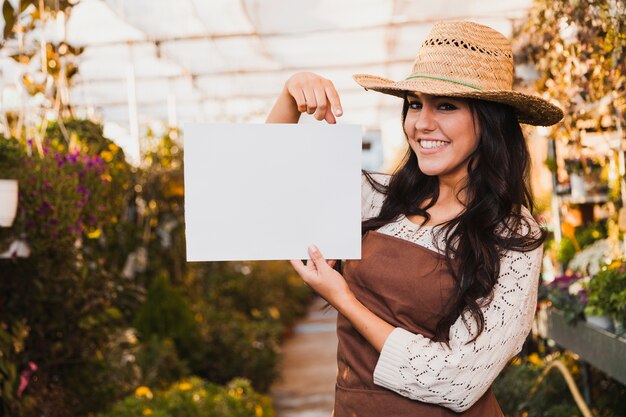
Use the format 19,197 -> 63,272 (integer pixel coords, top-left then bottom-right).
420,140 -> 447,149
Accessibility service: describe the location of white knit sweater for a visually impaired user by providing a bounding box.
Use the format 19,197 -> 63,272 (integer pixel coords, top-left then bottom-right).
360,173 -> 543,412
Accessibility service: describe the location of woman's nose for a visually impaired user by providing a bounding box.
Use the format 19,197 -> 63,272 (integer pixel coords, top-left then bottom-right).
415,105 -> 436,132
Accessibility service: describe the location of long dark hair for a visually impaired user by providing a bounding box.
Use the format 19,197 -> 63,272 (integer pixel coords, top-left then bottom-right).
362,97 -> 546,344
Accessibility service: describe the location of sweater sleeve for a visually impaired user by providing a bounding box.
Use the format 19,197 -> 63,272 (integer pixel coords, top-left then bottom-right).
373,231 -> 543,412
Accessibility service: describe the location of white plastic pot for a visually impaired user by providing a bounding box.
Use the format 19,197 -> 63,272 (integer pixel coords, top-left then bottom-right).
585,314 -> 614,331
570,173 -> 586,199
0,179 -> 18,227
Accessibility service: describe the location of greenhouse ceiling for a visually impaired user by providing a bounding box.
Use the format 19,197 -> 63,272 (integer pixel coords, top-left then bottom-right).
0,0 -> 535,153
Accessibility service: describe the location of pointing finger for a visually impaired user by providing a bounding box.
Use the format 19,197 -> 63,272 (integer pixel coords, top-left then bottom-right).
324,84 -> 343,117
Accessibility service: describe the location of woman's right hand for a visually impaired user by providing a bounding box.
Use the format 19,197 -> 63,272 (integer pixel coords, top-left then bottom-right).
266,72 -> 343,124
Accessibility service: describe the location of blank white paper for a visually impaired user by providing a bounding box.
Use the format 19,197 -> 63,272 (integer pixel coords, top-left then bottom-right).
183,123 -> 362,261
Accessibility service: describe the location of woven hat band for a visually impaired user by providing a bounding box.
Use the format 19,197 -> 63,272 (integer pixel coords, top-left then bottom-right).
404,75 -> 482,91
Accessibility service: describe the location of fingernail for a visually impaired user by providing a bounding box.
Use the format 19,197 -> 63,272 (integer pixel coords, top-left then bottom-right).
308,244 -> 318,254
335,108 -> 343,116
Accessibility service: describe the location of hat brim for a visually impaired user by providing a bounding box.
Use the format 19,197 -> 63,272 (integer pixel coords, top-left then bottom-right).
353,74 -> 563,126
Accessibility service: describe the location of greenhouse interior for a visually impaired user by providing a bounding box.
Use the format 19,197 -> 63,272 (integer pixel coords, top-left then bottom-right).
0,0 -> 625,416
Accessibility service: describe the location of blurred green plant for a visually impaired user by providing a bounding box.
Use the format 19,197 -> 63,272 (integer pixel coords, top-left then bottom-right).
100,377 -> 275,417
585,260 -> 626,328
514,0 -> 626,144
539,274 -> 587,324
556,222 -> 607,267
494,354 -> 582,417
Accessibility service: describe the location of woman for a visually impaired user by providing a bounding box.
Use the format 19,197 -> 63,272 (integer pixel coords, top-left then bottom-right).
267,21 -> 562,416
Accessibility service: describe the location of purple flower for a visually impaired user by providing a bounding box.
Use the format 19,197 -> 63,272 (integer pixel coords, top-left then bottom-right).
550,274 -> 581,290
38,201 -> 53,216
55,153 -> 66,168
77,184 -> 90,196
70,223 -> 83,235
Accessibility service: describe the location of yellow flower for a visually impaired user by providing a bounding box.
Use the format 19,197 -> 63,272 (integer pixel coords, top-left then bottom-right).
178,381 -> 193,391
268,307 -> 280,320
142,408 -> 153,416
135,386 -> 153,399
229,387 -> 244,398
86,228 -> 102,239
100,150 -> 114,163
255,405 -> 264,417
527,353 -> 543,367
101,173 -> 113,183
108,143 -> 119,152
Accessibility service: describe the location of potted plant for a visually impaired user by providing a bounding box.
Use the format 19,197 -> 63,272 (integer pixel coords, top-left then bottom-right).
541,274 -> 587,325
565,158 -> 585,198
609,287 -> 626,336
0,179 -> 18,227
0,138 -> 23,228
585,261 -> 626,333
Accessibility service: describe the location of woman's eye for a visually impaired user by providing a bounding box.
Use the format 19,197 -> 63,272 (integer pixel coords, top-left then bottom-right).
408,101 -> 422,109
439,103 -> 457,111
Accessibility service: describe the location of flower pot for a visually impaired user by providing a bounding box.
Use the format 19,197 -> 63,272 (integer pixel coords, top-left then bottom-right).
570,173 -> 586,199
613,317 -> 625,336
0,179 -> 18,227
585,315 -> 614,331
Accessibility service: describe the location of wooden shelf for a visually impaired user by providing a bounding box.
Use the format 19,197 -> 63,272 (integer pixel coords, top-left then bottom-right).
536,306 -> 626,386
558,194 -> 609,204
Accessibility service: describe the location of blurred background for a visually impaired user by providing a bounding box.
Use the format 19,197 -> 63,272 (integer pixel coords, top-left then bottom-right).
1,0 -> 625,416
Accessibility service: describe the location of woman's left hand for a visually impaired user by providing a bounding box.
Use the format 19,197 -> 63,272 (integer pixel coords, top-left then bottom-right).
290,245 -> 355,309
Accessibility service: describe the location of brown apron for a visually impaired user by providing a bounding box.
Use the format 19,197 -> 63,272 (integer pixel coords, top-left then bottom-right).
334,230 -> 503,417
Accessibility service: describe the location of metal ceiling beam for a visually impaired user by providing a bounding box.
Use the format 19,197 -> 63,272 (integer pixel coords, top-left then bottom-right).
72,57 -> 414,85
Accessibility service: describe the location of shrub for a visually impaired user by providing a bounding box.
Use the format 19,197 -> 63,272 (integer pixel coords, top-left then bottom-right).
133,273 -> 202,367
494,355 -> 581,417
100,377 -> 275,417
585,261 -> 626,324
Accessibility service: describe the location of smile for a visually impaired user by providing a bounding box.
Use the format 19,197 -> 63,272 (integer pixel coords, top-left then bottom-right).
419,140 -> 449,150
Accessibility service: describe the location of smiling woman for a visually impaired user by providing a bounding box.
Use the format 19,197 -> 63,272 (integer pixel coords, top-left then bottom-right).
404,93 -> 479,189
266,20 -> 563,417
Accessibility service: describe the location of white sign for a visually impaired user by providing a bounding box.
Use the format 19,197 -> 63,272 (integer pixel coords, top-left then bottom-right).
184,123 -> 362,261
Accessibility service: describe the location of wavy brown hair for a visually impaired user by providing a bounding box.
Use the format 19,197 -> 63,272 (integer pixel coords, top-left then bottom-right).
362,97 -> 546,345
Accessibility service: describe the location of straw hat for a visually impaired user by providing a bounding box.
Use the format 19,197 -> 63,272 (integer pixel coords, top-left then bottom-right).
353,20 -> 563,126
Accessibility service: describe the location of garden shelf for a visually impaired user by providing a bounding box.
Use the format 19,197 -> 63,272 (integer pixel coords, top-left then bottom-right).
536,307 -> 626,386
